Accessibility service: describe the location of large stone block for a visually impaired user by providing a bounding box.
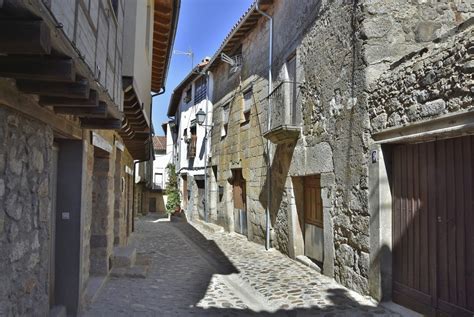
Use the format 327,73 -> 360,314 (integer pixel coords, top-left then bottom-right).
420,99 -> 446,117
305,142 -> 334,174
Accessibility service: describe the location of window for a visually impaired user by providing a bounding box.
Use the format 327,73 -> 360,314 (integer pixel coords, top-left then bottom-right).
111,0 -> 119,18
221,103 -> 230,137
184,87 -> 192,104
242,89 -> 252,123
187,126 -> 197,159
194,76 -> 207,104
154,173 -> 163,189
287,54 -> 297,125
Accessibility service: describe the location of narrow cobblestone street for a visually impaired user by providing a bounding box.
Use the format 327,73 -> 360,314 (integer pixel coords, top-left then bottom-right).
82,214 -> 403,316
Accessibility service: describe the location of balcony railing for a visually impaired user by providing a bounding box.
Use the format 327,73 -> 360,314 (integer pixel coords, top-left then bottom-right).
263,81 -> 301,144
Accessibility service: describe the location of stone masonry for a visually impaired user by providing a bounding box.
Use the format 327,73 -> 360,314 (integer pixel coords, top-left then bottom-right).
368,23 -> 473,131
0,107 -> 53,316
208,0 -> 474,299
90,149 -> 116,276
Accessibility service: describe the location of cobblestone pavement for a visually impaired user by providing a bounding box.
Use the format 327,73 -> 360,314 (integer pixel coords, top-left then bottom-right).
83,214 -> 402,316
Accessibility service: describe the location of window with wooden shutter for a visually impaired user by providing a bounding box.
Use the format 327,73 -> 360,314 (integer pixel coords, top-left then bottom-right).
242,89 -> 252,123
221,103 -> 230,137
187,126 -> 197,159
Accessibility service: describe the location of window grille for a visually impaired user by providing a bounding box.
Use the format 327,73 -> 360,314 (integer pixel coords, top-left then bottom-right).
194,76 -> 207,104
184,87 -> 192,103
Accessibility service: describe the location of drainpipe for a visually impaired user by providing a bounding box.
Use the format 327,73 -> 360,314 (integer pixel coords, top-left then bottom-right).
256,1 -> 273,251
203,71 -> 211,223
131,87 -> 165,231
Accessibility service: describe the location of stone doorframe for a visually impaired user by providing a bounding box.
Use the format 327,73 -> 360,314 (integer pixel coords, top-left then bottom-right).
288,173 -> 336,277
368,143 -> 393,302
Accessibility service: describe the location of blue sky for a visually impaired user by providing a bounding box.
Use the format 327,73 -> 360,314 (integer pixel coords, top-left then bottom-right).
152,0 -> 254,135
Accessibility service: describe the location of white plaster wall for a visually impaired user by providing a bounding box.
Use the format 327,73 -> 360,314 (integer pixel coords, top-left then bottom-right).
176,75 -> 214,178
123,0 -> 154,123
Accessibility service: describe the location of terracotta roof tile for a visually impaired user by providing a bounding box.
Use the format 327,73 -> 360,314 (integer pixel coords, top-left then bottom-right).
153,136 -> 167,151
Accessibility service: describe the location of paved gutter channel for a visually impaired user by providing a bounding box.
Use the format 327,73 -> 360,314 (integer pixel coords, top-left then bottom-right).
172,220 -> 276,313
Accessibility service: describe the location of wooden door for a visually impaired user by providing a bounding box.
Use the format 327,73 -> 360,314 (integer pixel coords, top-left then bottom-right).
304,176 -> 323,227
182,176 -> 188,209
232,169 -> 247,235
392,136 -> 474,316
149,197 -> 156,212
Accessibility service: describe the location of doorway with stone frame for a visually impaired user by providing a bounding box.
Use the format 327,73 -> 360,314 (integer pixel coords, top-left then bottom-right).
89,146 -> 115,276
292,175 -> 324,264
231,168 -> 247,236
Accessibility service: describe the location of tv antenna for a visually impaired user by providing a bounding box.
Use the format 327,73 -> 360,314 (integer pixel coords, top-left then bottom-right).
173,49 -> 194,70
221,52 -> 241,73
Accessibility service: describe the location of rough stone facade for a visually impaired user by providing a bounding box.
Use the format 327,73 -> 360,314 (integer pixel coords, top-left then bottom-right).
0,107 -> 53,316
208,0 -> 473,298
368,25 -> 473,131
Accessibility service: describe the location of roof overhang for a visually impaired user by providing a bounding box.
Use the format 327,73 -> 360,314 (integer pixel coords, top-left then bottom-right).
152,0 -> 181,92
119,77 -> 152,160
206,0 -> 273,70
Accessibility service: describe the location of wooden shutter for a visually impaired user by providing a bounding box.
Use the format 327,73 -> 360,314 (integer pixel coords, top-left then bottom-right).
304,175 -> 323,227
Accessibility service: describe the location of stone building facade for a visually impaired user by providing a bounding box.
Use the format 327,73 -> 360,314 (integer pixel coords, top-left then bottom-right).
202,0 -> 473,314
0,0 -> 179,315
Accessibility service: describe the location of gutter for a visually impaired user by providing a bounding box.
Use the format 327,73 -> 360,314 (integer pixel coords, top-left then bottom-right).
256,0 -> 273,251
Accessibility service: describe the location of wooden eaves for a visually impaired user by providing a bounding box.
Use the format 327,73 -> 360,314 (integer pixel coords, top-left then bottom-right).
0,1 -> 124,136
119,0 -> 180,161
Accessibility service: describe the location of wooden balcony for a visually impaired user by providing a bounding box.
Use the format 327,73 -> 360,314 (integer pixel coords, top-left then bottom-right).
263,81 -> 301,144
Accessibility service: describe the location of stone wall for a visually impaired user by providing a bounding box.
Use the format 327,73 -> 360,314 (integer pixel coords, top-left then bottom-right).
210,74 -> 268,243
368,24 -> 473,131
362,0 -> 474,84
90,148 -> 115,275
209,0 -> 473,297
80,140 -> 94,305
0,107 -> 53,316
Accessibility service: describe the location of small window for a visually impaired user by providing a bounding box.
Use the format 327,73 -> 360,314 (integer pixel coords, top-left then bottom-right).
221,103 -> 230,137
184,87 -> 192,104
154,173 -> 163,189
111,0 -> 119,18
287,53 -> 297,125
242,89 -> 252,123
187,126 -> 197,159
194,76 -> 207,104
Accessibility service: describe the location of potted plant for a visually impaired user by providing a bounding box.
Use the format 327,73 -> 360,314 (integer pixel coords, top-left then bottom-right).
165,164 -> 181,215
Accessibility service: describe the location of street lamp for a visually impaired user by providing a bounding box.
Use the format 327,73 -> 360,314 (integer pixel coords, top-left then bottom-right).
196,109 -> 206,126
195,108 -> 213,223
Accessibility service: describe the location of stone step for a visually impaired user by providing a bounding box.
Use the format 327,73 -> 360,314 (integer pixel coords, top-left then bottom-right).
112,246 -> 136,269
110,265 -> 149,279
49,305 -> 66,317
83,275 -> 108,306
295,255 -> 322,273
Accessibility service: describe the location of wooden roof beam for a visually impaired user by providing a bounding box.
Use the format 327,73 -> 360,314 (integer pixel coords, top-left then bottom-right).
54,102 -> 106,117
17,79 -> 90,99
80,118 -> 122,130
0,20 -> 51,55
39,90 -> 99,108
0,56 -> 75,82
